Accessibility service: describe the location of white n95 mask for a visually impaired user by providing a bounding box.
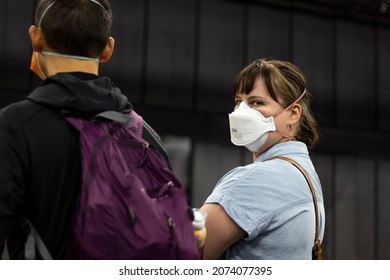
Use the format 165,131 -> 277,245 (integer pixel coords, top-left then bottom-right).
228,102 -> 276,152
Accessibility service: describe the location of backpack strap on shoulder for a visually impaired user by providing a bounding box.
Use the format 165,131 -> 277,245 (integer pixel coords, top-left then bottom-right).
63,110 -> 138,132
93,111 -> 132,125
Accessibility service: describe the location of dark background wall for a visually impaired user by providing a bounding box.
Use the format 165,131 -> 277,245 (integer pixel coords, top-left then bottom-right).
1,0 -> 390,260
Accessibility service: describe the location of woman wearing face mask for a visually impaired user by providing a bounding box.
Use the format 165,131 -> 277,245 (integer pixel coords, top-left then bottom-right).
201,58 -> 325,260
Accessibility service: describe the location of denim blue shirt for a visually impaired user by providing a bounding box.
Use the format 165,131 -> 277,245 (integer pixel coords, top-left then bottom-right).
204,141 -> 325,260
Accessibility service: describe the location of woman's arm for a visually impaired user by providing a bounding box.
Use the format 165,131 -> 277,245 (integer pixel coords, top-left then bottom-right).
200,203 -> 246,259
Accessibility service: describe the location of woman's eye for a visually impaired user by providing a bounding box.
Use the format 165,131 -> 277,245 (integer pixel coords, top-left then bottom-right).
250,100 -> 263,107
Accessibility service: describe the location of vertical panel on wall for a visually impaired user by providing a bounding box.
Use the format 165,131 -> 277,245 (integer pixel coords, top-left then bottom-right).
311,153 -> 333,260
197,0 -> 243,113
192,142 -> 240,207
0,1 -> 5,72
294,14 -> 333,127
378,27 -> 390,132
102,0 -> 144,103
247,5 -> 289,62
1,0 -> 34,92
336,21 -> 375,129
145,0 -> 196,109
161,135 -> 192,190
0,0 -> 7,105
335,157 -> 375,259
378,159 -> 390,259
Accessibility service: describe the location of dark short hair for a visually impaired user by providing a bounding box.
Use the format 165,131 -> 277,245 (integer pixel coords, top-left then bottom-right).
35,0 -> 113,58
233,58 -> 319,149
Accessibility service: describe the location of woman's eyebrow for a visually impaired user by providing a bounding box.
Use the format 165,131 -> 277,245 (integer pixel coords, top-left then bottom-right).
247,95 -> 267,102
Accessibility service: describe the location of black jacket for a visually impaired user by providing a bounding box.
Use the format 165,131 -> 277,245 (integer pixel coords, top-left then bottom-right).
0,72 -> 167,259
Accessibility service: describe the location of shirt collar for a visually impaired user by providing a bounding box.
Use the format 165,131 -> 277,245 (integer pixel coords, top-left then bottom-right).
257,141 -> 309,162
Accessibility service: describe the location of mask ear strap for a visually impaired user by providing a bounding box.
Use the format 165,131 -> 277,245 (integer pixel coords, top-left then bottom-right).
38,0 -> 104,29
273,89 -> 306,119
284,89 -> 306,112
273,89 -> 306,140
274,127 -> 295,140
90,0 -> 105,9
35,52 -> 47,79
38,1 -> 56,28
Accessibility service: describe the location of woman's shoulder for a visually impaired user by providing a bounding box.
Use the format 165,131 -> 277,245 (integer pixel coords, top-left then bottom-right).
212,159 -> 288,199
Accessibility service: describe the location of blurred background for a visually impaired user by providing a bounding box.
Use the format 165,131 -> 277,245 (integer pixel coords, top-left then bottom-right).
1,0 -> 390,259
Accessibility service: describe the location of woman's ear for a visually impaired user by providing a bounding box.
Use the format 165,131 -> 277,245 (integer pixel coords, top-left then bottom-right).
29,25 -> 44,52
99,37 -> 115,63
288,103 -> 302,125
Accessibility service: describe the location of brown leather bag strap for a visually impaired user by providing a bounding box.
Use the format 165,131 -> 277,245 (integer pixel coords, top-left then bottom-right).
267,156 -> 322,259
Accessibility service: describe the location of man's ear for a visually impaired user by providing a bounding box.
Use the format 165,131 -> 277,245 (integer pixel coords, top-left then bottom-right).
99,37 -> 115,63
29,25 -> 44,52
288,103 -> 302,125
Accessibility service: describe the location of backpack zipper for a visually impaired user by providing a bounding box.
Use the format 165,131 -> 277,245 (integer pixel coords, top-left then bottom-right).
167,217 -> 180,258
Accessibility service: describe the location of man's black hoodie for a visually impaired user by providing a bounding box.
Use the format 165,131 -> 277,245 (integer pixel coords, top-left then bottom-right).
0,72 -> 165,259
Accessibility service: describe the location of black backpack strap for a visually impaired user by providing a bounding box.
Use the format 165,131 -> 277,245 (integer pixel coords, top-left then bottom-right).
93,111 -> 132,125
142,120 -> 171,168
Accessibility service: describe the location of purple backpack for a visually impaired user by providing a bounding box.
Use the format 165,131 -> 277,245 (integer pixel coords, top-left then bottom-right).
63,110 -> 199,259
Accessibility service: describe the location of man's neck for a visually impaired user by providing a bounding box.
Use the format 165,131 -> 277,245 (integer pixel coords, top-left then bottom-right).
45,56 -> 99,77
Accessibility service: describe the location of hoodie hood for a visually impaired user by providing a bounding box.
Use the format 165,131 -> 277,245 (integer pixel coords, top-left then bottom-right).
27,72 -> 132,114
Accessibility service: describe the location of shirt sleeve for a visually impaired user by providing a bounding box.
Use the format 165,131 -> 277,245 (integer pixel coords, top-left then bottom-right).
205,165 -> 267,239
205,162 -> 294,240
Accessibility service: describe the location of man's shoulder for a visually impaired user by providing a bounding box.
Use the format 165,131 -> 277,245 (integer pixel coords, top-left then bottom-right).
0,99 -> 44,131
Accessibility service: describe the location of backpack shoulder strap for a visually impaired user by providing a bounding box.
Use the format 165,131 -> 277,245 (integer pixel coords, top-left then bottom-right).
266,156 -> 322,260
140,118 -> 171,167
64,110 -> 133,131
94,111 -> 132,125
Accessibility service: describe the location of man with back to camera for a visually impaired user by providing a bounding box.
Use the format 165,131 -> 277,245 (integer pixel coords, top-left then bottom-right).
0,0 -> 169,259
